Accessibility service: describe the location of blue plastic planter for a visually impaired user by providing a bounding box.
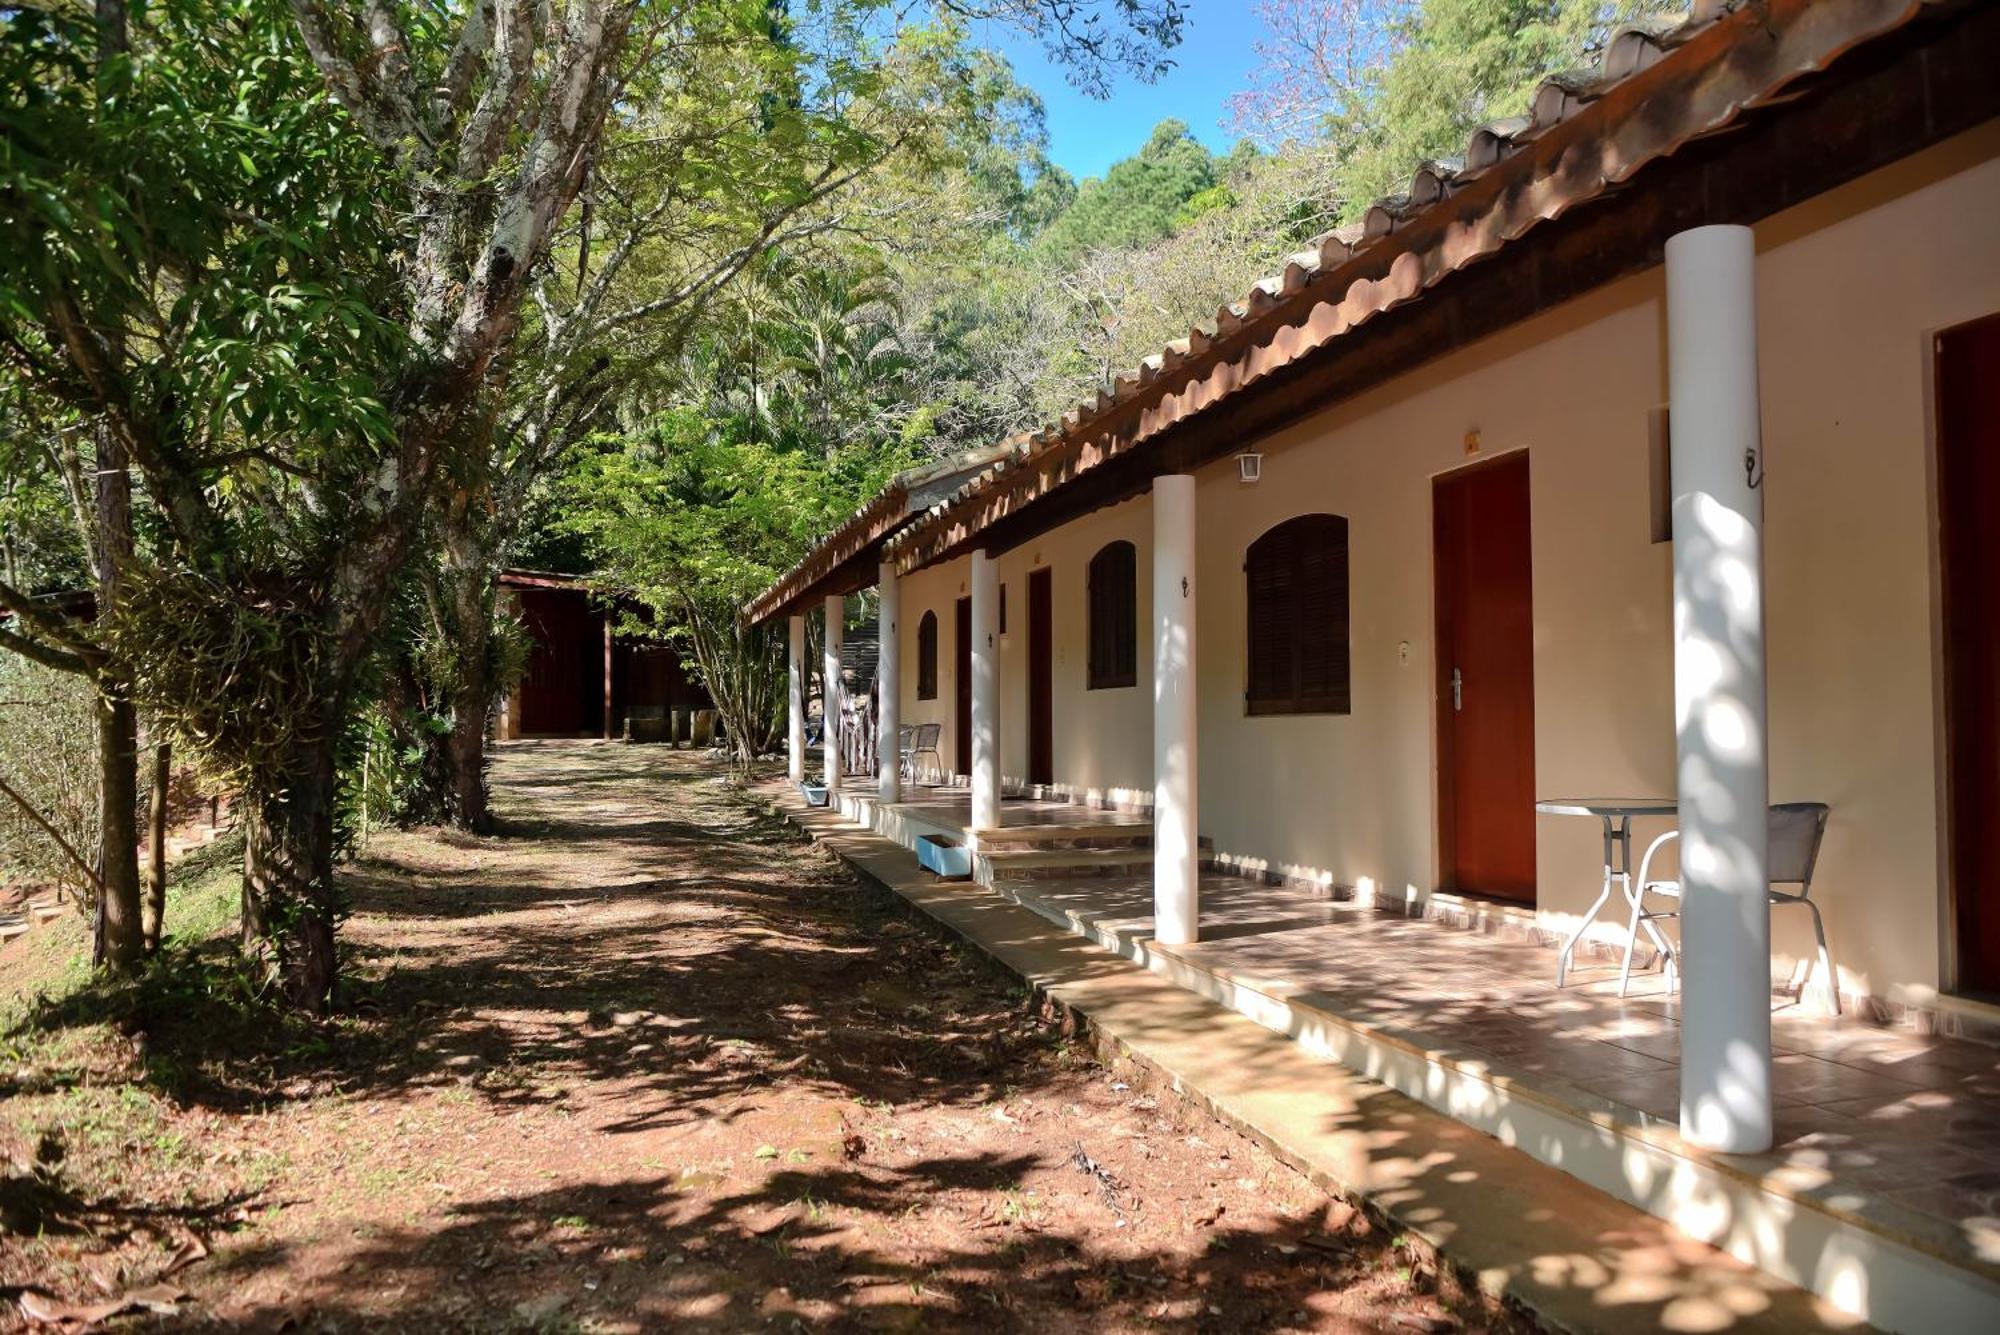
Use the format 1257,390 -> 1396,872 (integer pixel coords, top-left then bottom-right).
916,834 -> 972,880
800,782 -> 829,808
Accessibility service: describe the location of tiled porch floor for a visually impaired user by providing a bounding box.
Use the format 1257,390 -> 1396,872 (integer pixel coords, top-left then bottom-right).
1000,870 -> 2000,1255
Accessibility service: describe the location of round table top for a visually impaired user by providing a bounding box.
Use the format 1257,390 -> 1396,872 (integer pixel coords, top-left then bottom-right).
1535,797 -> 1679,818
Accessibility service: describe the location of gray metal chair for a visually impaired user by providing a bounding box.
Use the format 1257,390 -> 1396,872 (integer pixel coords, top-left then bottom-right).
1624,802 -> 1838,1014
902,722 -> 943,787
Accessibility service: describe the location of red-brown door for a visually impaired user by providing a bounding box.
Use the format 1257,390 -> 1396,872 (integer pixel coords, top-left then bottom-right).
1939,313 -> 2000,998
515,589 -> 599,736
1028,568 -> 1054,786
954,596 -> 972,778
1434,452 -> 1537,902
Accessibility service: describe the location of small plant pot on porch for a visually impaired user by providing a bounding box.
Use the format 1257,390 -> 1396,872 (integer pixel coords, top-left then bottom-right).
800,782 -> 829,808
916,834 -> 972,880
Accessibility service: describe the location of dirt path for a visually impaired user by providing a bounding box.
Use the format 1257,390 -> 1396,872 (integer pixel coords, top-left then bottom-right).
4,743 -> 1521,1333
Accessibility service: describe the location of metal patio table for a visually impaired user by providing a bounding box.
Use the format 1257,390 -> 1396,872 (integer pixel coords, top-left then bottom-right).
1536,798 -> 1680,987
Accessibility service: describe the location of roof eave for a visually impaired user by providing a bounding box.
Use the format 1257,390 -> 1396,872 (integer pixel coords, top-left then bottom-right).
886,0 -> 1978,576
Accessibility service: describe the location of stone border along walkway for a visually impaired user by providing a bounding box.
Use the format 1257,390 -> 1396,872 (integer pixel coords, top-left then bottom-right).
758,778 -> 1871,1335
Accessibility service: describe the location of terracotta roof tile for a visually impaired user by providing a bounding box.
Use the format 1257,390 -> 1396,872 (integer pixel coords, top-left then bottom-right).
755,0 -> 1975,611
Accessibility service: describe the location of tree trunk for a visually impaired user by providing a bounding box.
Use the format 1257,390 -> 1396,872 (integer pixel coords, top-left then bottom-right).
410,541 -> 498,832
682,598 -> 783,776
240,730 -> 340,1013
446,663 -> 491,831
88,0 -> 142,976
93,692 -> 142,970
446,542 -> 495,831
145,740 -> 169,951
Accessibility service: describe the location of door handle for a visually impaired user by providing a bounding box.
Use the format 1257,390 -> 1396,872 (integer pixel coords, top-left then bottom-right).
1451,668 -> 1463,712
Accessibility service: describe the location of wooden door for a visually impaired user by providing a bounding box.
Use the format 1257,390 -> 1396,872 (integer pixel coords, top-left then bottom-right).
1028,568 -> 1054,786
516,589 -> 595,736
1939,313 -> 2000,997
1434,452 -> 1537,902
954,596 -> 972,778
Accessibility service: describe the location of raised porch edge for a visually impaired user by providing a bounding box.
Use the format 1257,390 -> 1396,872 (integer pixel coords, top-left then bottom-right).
766,780 -> 1913,1335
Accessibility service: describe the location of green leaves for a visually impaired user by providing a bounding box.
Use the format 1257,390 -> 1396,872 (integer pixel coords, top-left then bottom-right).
0,0 -> 405,493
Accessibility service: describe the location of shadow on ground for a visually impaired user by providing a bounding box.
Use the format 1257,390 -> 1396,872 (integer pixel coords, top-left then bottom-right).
3,742 -> 1513,1333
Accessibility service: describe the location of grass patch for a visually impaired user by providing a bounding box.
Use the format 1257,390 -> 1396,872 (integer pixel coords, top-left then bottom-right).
0,828 -> 413,1250
1,830 -> 396,1110
0,832 -> 242,1032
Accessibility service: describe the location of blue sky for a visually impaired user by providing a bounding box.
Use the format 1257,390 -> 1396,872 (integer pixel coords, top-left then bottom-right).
978,3 -> 1266,180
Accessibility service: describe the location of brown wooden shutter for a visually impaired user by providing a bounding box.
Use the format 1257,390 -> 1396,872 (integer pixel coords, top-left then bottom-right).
917,611 -> 938,699
1113,543 -> 1136,685
1246,523 -> 1296,711
1087,558 -> 1104,684
1246,515 -> 1349,715
1088,541 -> 1138,689
1298,516 -> 1350,712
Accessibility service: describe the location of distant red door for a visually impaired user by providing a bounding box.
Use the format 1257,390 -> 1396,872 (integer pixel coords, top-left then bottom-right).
1028,568 -> 1054,786
954,596 -> 972,779
516,589 -> 597,736
1434,452 -> 1537,902
1939,313 -> 2000,998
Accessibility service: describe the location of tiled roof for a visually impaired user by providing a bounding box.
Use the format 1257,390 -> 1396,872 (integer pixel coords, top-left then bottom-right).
1024,4 -> 1719,438
742,438 -> 1019,623
748,0 -> 1976,615
877,0 -> 1964,574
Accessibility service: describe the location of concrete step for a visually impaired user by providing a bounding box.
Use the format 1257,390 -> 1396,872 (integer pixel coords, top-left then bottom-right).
981,846 -> 1155,882
973,822 -> 1156,851
975,823 -> 1216,853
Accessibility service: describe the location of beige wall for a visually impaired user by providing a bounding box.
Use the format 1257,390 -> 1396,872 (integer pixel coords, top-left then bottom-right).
895,498 -> 1155,802
888,122 -> 2000,1006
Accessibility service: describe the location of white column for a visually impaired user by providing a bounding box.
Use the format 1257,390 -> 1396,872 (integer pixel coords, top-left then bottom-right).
1667,224 -> 1772,1155
877,561 -> 901,805
1153,474 -> 1200,946
787,614 -> 806,784
969,549 -> 1000,832
824,594 -> 844,798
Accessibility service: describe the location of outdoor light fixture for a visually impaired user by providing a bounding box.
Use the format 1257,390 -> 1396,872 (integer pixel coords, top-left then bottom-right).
1236,451 -> 1263,484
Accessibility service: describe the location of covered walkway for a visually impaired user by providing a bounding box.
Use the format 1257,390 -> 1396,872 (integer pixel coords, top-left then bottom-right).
770,777 -> 2000,1332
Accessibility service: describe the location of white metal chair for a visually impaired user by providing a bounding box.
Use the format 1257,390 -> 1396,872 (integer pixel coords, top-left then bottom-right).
902,722 -> 943,786
1624,801 -> 1838,1014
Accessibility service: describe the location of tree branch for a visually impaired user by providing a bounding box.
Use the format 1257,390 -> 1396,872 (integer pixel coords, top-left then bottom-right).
0,620 -> 92,676
0,769 -> 106,901
436,0 -> 498,124
452,0 -> 536,179
290,0 -> 421,157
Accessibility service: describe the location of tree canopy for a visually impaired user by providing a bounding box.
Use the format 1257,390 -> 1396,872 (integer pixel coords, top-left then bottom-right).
1,0 -> 1682,1008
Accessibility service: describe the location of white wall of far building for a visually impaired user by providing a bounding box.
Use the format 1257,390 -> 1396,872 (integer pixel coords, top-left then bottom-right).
887,120 -> 2000,1007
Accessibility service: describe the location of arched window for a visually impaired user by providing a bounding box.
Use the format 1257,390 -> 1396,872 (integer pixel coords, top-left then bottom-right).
1245,514 -> 1350,715
916,610 -> 939,700
1087,540 -> 1138,690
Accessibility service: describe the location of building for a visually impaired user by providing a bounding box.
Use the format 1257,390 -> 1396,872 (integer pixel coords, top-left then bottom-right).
748,3 -> 2000,1328
494,570 -> 709,742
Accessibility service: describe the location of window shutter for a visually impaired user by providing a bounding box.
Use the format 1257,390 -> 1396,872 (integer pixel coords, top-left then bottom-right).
1246,515 -> 1349,715
1113,544 -> 1136,684
1246,524 -> 1296,711
1087,541 -> 1137,689
1086,561 -> 1102,683
917,611 -> 938,700
1298,516 -> 1350,712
